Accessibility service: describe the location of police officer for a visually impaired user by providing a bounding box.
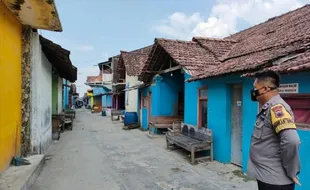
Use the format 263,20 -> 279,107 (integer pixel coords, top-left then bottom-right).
247,70 -> 301,190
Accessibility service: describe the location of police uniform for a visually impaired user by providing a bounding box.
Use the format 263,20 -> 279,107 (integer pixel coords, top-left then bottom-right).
247,95 -> 301,186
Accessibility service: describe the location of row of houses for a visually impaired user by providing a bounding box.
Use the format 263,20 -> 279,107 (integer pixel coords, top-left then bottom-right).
86,5 -> 310,189
0,0 -> 77,173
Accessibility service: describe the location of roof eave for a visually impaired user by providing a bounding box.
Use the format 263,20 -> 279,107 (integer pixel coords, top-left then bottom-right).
3,0 -> 62,32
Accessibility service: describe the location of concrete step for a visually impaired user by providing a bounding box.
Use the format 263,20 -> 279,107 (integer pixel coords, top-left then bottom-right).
0,155 -> 45,190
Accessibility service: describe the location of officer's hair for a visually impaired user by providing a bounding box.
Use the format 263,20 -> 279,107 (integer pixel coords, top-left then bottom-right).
254,70 -> 280,88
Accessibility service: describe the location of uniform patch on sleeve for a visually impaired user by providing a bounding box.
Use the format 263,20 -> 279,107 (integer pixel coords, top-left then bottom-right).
270,104 -> 296,134
272,105 -> 284,118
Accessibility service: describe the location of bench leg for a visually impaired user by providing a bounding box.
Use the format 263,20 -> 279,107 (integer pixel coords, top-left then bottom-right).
191,146 -> 195,165
149,126 -> 153,135
166,139 -> 169,149
166,138 -> 171,149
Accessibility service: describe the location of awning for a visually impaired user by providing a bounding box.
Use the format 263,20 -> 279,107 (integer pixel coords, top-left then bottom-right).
123,83 -> 150,92
111,90 -> 125,95
102,92 -> 113,95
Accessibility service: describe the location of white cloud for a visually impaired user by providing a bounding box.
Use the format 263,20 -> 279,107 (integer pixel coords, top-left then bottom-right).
76,45 -> 94,52
154,12 -> 203,40
154,0 -> 308,39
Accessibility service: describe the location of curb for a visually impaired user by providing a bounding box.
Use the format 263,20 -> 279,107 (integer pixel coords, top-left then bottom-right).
21,155 -> 45,190
0,155 -> 46,190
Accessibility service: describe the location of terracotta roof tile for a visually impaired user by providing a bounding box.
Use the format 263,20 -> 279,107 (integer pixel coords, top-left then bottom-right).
242,50 -> 310,76
113,45 -> 152,83
189,4 -> 310,81
192,40 -> 308,80
139,38 -> 220,82
192,37 -> 236,59
119,51 -> 149,76
86,70 -> 102,83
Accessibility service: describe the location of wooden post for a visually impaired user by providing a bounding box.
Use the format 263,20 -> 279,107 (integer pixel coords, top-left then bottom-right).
116,95 -> 119,110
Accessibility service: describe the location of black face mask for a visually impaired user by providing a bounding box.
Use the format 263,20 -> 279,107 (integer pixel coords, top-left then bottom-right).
250,86 -> 277,101
251,87 -> 264,101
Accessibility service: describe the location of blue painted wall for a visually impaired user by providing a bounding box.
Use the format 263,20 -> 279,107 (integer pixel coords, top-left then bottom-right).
102,95 -> 112,108
92,86 -> 112,108
185,72 -> 310,190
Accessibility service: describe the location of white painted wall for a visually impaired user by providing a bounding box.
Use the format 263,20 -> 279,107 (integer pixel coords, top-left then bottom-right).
30,32 -> 52,154
58,76 -> 63,113
125,74 -> 139,112
103,74 -> 112,83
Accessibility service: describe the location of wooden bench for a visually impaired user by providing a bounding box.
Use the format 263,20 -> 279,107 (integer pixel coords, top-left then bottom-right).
64,113 -> 74,131
52,115 -> 65,140
166,123 -> 213,165
111,110 -> 123,121
149,116 -> 183,135
64,109 -> 76,119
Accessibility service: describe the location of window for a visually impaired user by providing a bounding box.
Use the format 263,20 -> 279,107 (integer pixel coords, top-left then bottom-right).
199,89 -> 208,99
198,87 -> 208,128
282,95 -> 310,130
142,97 -> 148,108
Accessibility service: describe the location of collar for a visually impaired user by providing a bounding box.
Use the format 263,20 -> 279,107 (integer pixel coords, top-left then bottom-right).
261,94 -> 280,110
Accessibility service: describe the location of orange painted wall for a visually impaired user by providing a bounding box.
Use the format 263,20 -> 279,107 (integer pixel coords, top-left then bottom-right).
0,2 -> 22,172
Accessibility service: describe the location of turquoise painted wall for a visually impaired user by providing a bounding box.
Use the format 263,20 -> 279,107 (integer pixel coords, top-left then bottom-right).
63,79 -> 69,110
185,72 -> 310,190
184,73 -> 245,163
140,86 -> 152,130
152,72 -> 184,116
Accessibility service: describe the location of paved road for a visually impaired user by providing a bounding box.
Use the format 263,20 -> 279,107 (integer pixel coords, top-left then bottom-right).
32,109 -> 256,190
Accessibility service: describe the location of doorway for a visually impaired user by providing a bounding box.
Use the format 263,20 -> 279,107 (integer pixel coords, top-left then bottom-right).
198,87 -> 208,128
231,84 -> 243,166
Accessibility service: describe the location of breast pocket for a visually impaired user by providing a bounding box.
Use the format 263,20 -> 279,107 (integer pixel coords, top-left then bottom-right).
253,120 -> 264,139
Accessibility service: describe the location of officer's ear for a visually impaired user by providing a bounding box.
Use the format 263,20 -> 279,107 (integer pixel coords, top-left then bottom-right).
263,86 -> 270,92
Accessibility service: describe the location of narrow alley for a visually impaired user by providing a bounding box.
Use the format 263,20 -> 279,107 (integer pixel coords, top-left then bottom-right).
31,110 -> 256,190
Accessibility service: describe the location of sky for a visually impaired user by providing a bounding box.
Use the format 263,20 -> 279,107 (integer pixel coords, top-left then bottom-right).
41,0 -> 310,96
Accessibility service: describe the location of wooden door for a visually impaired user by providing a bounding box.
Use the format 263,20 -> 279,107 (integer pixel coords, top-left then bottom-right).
231,84 -> 243,166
